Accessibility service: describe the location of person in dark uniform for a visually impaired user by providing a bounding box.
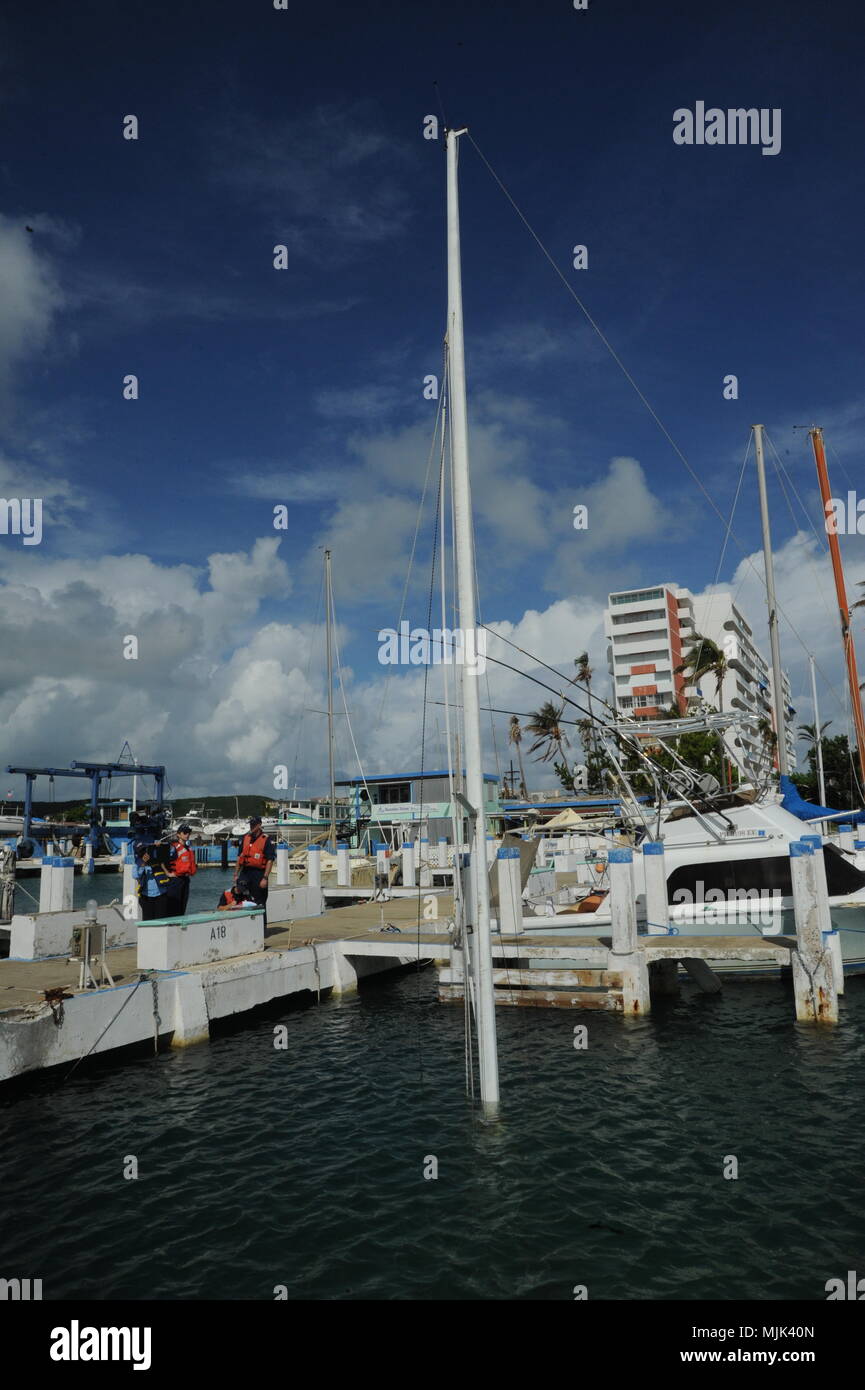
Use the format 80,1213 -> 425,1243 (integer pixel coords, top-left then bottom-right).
168,823 -> 197,913
234,816 -> 275,925
133,842 -> 173,921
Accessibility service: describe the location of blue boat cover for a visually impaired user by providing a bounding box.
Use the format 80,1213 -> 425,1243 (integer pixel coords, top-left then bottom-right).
779,774 -> 865,824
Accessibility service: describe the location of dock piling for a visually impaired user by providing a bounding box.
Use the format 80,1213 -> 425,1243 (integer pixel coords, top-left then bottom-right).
401,841 -> 416,887
802,833 -> 843,995
789,841 -> 838,1023
336,841 -> 351,887
496,847 -> 522,935
307,843 -> 322,889
609,847 -> 650,1015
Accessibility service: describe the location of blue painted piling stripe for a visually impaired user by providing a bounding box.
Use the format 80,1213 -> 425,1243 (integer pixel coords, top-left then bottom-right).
642,842 -> 664,855
307,843 -> 321,852
789,841 -> 813,856
497,847 -> 520,859
802,834 -> 823,847
608,848 -> 632,863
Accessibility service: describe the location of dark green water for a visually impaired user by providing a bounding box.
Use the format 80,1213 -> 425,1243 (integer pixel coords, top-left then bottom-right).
1,921 -> 863,1300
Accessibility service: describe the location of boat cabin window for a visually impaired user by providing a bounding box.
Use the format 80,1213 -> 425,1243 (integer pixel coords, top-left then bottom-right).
667,847 -> 865,901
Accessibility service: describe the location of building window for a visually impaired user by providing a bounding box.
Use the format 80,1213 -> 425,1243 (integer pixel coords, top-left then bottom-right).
610,588 -> 665,606
375,782 -> 412,804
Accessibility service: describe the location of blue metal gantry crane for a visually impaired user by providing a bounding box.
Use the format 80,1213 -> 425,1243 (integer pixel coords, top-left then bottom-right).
5,761 -> 166,860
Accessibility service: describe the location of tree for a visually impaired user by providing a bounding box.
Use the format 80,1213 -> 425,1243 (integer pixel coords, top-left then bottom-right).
798,720 -> 831,752
525,702 -> 570,765
573,651 -> 601,790
507,716 -> 528,799
675,633 -> 730,787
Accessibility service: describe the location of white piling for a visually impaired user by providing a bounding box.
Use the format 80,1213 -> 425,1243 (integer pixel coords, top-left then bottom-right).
122,855 -> 139,917
608,847 -> 650,1015
307,843 -> 321,889
419,838 -> 432,888
83,841 -> 95,875
802,833 -> 842,996
838,822 -> 855,852
496,847 -> 522,936
276,843 -> 290,886
336,841 -> 351,887
437,837 -> 449,868
401,841 -> 416,887
374,841 -> 389,876
50,856 -> 74,911
642,840 -> 668,934
789,840 -> 838,1022
38,858 -> 54,913
485,835 -> 496,865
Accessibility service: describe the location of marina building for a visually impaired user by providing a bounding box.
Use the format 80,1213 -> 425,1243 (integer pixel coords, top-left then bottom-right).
604,584 -> 796,776
336,769 -> 503,849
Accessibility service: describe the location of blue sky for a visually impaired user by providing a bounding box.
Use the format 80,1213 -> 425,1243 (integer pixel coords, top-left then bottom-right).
2,0 -> 864,797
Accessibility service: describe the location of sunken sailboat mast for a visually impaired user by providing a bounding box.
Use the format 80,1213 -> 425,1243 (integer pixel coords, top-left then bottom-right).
809,427 -> 865,791
445,126 -> 499,1110
752,424 -> 789,775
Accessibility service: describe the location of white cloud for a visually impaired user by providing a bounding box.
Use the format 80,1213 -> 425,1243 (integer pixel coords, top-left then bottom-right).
0,215 -> 63,397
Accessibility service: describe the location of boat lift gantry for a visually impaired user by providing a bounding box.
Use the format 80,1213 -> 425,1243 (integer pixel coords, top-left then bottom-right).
5,761 -> 166,852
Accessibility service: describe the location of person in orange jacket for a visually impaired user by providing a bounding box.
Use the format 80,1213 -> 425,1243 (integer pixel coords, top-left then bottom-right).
235,815 -> 275,924
168,823 -> 197,914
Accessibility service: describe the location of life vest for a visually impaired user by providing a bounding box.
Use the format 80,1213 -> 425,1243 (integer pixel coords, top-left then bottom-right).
238,832 -> 268,869
137,863 -> 172,898
219,888 -> 239,909
172,842 -> 197,877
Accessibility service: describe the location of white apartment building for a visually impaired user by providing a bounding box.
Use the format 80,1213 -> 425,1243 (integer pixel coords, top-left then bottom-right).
604,583 -> 797,778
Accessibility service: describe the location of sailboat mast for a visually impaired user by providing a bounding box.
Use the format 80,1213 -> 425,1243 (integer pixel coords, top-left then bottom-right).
325,548 -> 336,852
809,426 -> 865,790
446,126 -> 499,1110
753,424 -> 790,776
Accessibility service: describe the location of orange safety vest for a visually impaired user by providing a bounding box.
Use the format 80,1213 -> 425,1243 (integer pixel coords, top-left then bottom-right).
238,831 -> 269,869
172,841 -> 197,877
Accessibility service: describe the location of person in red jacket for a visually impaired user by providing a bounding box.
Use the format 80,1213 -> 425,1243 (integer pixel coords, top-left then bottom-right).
235,815 -> 275,924
168,823 -> 197,914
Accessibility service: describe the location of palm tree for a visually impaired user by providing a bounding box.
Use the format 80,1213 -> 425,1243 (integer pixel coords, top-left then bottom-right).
675,634 -> 728,711
676,634 -> 729,786
573,651 -> 600,786
508,715 -> 528,799
755,716 -> 778,775
799,720 -> 831,750
525,701 -> 570,765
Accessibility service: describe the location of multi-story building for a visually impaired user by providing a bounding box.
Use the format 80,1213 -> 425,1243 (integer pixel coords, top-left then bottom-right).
604,583 -> 796,777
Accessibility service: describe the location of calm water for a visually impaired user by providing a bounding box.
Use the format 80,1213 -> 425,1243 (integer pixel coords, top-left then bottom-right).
1,936 -> 863,1301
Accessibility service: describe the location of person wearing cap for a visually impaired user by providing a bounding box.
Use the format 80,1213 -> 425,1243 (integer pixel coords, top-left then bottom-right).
168,823 -> 197,914
133,842 -> 173,921
235,815 -> 275,924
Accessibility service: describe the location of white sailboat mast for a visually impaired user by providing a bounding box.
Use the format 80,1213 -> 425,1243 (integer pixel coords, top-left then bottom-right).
753,424 -> 790,776
325,547 -> 336,852
446,127 -> 499,1110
